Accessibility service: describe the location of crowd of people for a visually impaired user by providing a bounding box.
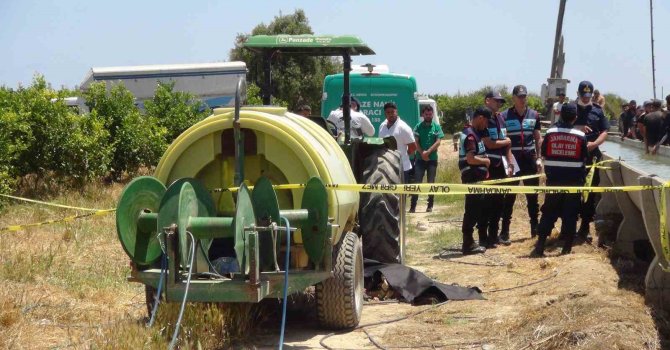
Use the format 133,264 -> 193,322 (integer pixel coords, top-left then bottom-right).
618,95 -> 670,154
297,80 -> 662,258
460,81 -> 609,257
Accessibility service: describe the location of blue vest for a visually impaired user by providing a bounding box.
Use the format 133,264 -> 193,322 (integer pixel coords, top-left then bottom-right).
458,126 -> 488,182
484,113 -> 508,168
503,108 -> 538,159
542,122 -> 588,185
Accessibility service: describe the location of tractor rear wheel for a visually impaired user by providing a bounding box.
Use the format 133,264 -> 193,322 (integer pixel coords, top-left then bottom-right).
316,231 -> 363,329
359,148 -> 402,263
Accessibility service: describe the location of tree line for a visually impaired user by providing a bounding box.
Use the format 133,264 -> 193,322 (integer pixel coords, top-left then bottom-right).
0,76 -> 209,196
0,9 -> 628,197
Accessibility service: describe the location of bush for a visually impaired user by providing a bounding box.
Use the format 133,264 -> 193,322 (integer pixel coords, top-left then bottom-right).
144,82 -> 210,143
436,86 -> 545,134
0,76 -> 113,190
84,83 -> 168,178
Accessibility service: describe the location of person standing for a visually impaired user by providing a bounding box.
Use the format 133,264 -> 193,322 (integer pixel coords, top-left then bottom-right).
459,107 -> 491,255
593,89 -> 606,108
296,104 -> 312,117
410,105 -> 444,213
327,96 -> 375,138
379,102 -> 417,181
479,91 -> 513,247
531,103 -> 588,257
621,100 -> 637,140
501,85 -> 543,238
643,99 -> 665,154
552,92 -> 567,125
574,81 -> 609,242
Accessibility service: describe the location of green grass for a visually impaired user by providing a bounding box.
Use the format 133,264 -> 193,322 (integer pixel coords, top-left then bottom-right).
429,227 -> 462,253
433,161 -> 464,206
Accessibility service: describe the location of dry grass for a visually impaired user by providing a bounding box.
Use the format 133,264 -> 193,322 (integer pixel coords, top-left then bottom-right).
0,182 -> 268,349
0,144 -> 666,349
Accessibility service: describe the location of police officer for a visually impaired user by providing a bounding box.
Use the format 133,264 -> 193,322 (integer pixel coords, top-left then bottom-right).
479,91 -> 513,247
532,103 -> 588,257
459,107 -> 491,255
574,81 -> 609,243
501,85 -> 543,238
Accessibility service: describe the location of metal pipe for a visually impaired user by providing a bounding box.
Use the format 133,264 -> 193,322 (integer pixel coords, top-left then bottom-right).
234,77 -> 245,186
650,0 -> 657,99
137,212 -> 158,233
343,50 -> 352,144
188,217 -> 235,239
279,209 -> 310,225
262,50 -> 272,105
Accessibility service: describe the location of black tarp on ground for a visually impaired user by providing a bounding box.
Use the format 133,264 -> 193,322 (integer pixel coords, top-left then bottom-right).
364,259 -> 484,304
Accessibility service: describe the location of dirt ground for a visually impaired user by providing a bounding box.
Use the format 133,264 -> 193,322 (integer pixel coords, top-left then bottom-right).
1,142 -> 667,349
254,142 -> 666,350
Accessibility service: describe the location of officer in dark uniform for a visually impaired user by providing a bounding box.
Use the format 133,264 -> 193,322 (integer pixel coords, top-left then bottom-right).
574,81 -> 609,243
532,103 -> 588,257
459,107 -> 491,255
501,85 -> 543,238
479,91 -> 513,247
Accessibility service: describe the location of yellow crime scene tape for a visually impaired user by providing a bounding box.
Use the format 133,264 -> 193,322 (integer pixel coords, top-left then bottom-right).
478,173 -> 544,185
0,193 -> 116,232
0,193 -> 108,212
213,175 -> 670,267
0,209 -> 115,232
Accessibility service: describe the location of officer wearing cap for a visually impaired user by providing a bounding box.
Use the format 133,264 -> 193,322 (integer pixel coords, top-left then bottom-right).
478,91 -> 514,247
531,103 -> 588,257
501,85 -> 543,239
458,107 -> 491,255
574,81 -> 609,243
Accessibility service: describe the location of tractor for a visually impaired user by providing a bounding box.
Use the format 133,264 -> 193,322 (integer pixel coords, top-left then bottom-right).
115,34 -> 404,331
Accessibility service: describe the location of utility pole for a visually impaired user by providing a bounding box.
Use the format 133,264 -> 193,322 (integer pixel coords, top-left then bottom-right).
550,0 -> 567,79
650,0 -> 657,99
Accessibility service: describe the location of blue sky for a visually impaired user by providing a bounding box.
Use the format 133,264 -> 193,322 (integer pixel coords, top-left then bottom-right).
1,0 -> 668,103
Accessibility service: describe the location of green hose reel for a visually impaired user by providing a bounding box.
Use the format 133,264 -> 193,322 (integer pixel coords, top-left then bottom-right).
116,176 -> 331,273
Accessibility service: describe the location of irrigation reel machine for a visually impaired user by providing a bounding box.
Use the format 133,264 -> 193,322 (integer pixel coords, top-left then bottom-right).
115,35 -> 405,331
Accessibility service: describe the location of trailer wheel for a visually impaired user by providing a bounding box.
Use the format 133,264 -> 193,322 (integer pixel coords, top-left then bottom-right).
316,231 -> 363,329
359,148 -> 402,263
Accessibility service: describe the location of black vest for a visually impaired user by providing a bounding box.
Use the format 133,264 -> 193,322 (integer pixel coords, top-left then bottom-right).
458,126 -> 488,183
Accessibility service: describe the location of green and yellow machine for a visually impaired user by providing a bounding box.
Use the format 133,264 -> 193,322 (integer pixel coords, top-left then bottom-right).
116,35 -> 404,331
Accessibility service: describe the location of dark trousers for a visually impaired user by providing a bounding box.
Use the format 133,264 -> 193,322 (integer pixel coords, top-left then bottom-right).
502,160 -> 540,232
536,191 -> 582,252
479,165 -> 507,243
462,192 -> 487,247
579,153 -> 601,227
410,159 -> 438,209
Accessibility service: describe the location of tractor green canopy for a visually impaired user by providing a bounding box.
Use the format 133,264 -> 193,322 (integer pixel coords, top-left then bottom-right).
242,34 -> 375,144
241,35 -> 375,56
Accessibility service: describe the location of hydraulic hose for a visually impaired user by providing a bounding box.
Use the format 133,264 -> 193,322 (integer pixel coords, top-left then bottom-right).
278,216 -> 291,349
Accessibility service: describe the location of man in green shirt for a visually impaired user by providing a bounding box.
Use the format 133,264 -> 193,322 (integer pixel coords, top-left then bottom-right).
410,105 -> 444,212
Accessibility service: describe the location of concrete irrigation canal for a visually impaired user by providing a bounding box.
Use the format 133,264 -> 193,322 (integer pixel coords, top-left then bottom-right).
598,137 -> 670,313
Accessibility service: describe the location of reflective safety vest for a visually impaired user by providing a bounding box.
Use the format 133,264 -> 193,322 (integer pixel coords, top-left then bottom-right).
504,108 -> 539,160
484,113 -> 508,168
542,122 -> 588,185
458,126 -> 488,182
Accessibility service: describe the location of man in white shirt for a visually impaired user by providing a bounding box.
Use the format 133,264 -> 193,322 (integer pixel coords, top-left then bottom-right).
326,96 -> 375,138
552,92 -> 566,125
378,102 -> 417,180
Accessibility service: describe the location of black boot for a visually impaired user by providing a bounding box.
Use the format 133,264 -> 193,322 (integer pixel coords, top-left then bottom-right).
462,242 -> 486,255
577,222 -> 593,244
530,220 -> 539,238
530,238 -> 546,258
